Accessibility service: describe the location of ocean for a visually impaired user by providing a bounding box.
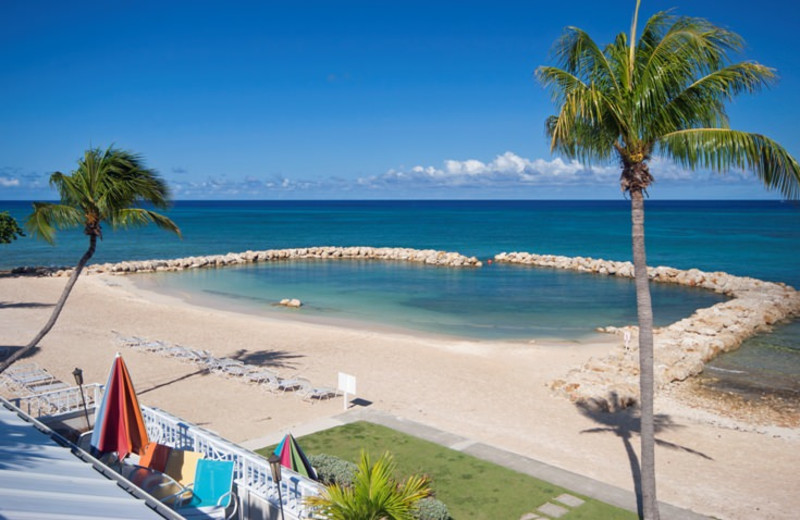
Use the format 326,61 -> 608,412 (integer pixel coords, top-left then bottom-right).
2,199 -> 799,398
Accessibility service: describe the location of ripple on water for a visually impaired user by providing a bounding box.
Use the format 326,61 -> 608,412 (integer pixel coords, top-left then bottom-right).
699,319 -> 800,401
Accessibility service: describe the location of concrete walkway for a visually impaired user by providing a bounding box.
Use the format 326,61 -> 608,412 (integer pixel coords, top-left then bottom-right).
241,407 -> 708,520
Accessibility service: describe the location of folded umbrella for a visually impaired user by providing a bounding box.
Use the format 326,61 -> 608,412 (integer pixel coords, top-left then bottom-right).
273,433 -> 317,480
90,353 -> 149,460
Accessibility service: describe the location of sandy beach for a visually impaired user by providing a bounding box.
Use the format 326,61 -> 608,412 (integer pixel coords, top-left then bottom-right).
1,272 -> 798,520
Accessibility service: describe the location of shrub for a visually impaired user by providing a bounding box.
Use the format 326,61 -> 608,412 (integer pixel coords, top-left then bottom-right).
308,453 -> 357,487
413,497 -> 451,520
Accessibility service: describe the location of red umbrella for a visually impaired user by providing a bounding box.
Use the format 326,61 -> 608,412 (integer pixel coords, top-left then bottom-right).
90,353 -> 149,460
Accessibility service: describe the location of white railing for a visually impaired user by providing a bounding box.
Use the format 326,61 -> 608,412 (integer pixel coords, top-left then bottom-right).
9,383 -> 103,418
10,384 -> 322,519
140,406 -> 321,519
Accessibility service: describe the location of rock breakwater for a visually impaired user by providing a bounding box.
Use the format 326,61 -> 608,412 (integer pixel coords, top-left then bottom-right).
13,246 -> 482,278
495,251 -> 800,409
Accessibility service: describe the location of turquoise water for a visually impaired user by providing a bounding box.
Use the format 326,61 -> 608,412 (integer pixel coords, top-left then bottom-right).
3,199 -> 799,397
700,320 -> 800,398
135,260 -> 726,340
4,200 -> 800,287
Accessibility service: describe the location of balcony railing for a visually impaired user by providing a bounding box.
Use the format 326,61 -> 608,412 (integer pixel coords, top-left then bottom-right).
12,385 -> 322,520
141,405 -> 321,519
8,382 -> 102,418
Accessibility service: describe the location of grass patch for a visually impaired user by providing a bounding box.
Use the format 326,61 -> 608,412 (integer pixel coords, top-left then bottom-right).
256,421 -> 636,519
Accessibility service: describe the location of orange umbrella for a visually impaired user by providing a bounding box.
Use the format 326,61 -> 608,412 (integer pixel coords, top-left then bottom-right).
90,353 -> 149,460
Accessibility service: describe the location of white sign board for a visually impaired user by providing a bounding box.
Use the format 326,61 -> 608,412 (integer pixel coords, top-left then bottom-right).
338,372 -> 357,394
338,372 -> 357,410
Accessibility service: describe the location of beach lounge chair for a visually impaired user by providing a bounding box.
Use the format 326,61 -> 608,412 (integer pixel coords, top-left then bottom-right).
245,369 -> 281,393
293,378 -> 340,402
113,332 -> 148,348
301,385 -> 340,403
219,361 -> 252,378
207,357 -> 245,375
172,347 -> 211,364
6,362 -> 40,375
174,459 -> 237,520
28,380 -> 70,394
8,366 -> 55,388
276,376 -> 308,394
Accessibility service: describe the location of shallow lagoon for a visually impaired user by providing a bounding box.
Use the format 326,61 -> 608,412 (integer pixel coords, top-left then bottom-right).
135,260 -> 726,341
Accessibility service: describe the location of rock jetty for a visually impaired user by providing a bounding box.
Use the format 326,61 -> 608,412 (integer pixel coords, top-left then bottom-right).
495,251 -> 800,410
13,246 -> 482,278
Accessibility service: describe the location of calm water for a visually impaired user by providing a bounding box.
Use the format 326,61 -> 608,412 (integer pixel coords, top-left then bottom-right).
3,199 -> 799,396
135,260 -> 725,341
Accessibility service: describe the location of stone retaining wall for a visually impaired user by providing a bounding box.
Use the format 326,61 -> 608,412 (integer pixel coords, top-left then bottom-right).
495,251 -> 800,409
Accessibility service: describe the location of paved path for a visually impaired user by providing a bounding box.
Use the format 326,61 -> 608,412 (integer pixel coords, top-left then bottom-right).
242,407 -> 708,520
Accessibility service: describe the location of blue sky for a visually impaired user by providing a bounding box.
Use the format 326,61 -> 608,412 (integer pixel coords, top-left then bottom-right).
1,0 -> 798,200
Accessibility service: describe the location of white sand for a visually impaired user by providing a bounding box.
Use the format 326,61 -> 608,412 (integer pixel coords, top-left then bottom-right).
1,273 -> 797,519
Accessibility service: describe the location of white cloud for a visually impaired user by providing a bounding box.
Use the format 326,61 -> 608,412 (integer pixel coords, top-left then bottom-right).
357,152 -> 620,190
0,177 -> 20,187
166,151 -> 758,199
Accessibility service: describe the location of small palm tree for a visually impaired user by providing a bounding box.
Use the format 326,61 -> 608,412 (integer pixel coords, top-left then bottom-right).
536,2 -> 800,519
306,451 -> 431,520
0,146 -> 180,374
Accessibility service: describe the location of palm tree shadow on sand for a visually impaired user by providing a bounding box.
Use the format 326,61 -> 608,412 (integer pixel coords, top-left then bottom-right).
139,349 -> 305,395
577,392 -> 713,518
228,348 -> 305,370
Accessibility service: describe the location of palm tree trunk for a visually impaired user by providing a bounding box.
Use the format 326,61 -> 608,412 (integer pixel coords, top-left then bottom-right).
630,189 -> 659,520
0,235 -> 97,374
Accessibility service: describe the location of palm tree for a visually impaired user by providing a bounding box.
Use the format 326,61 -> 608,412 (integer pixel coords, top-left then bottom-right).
536,2 -> 800,519
0,146 -> 181,374
305,451 -> 431,520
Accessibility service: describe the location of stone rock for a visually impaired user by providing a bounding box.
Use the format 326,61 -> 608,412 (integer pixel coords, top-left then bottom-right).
279,298 -> 302,308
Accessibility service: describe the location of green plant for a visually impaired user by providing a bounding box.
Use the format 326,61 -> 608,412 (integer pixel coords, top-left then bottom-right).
308,453 -> 358,487
305,450 -> 431,520
0,211 -> 25,244
412,497 -> 451,520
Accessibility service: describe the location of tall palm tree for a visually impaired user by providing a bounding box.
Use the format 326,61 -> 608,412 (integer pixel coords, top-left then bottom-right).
305,451 -> 431,520
536,2 -> 800,519
0,146 -> 181,374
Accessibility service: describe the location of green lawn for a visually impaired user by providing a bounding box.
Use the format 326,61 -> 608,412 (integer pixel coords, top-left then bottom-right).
256,421 -> 636,520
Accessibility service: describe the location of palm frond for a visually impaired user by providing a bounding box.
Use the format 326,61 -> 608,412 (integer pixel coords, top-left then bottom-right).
27,146 -> 178,243
537,5 -> 799,200
547,26 -> 619,92
304,451 -> 430,520
25,203 -> 83,244
658,129 -> 800,198
112,208 -> 181,237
